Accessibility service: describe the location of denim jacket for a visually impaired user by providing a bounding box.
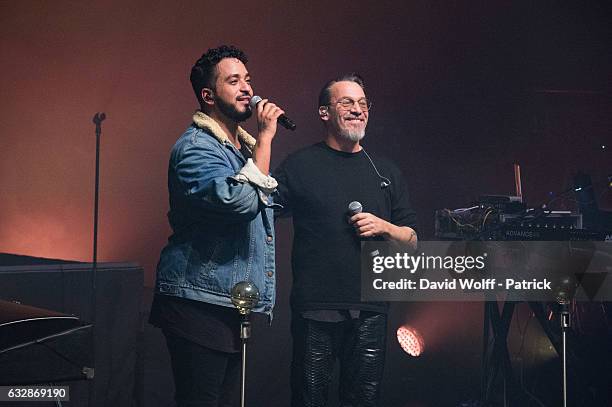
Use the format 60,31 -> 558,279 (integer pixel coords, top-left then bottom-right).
154,112 -> 277,315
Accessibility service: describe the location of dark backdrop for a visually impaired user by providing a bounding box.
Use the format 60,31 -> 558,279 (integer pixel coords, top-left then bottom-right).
1,1 -> 611,405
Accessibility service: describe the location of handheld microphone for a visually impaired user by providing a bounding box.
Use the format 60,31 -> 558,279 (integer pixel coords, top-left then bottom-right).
348,201 -> 384,253
348,201 -> 363,216
250,96 -> 296,131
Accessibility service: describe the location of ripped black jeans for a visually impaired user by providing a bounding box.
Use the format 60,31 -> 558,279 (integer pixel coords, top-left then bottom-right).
291,312 -> 387,407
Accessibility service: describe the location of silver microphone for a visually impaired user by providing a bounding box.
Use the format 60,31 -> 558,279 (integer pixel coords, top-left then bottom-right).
250,95 -> 296,130
231,281 -> 260,315
348,201 -> 363,216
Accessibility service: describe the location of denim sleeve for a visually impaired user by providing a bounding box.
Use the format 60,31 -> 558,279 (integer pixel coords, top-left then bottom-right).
230,158 -> 278,204
173,139 -> 270,222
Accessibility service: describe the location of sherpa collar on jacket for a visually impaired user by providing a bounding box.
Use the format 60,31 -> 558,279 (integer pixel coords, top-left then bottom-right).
192,111 -> 256,152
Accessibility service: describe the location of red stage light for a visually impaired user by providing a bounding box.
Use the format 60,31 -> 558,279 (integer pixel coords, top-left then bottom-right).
397,325 -> 425,357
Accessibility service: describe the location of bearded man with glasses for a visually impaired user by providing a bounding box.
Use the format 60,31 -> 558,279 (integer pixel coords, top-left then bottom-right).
274,73 -> 418,407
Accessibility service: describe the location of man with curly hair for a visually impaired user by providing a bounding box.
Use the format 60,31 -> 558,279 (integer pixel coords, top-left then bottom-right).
150,45 -> 284,407
274,74 -> 418,407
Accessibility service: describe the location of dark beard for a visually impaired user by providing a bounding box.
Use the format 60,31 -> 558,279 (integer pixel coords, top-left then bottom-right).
216,96 -> 252,123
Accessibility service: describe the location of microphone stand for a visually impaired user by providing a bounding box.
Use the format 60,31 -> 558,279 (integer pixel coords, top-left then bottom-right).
231,282 -> 260,407
89,112 -> 105,406
555,271 -> 577,407
239,314 -> 252,407
559,300 -> 571,407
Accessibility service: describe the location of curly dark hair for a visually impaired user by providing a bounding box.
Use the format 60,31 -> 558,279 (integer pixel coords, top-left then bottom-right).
318,73 -> 366,108
190,45 -> 248,106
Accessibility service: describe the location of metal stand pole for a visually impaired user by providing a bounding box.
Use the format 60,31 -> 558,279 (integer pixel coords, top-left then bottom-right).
92,112 -> 105,288
240,317 -> 252,407
89,112 -> 105,406
230,281 -> 259,407
560,301 -> 570,407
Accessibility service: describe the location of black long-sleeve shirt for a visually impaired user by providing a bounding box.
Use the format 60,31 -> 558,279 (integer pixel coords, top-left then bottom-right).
273,142 -> 417,313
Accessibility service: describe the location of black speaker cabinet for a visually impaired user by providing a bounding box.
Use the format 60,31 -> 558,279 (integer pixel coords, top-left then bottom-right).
0,257 -> 143,407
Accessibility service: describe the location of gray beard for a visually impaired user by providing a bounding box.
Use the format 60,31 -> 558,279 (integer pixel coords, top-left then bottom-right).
338,128 -> 365,142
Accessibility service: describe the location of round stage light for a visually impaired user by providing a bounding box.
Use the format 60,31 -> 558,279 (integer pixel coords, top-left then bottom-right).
397,325 -> 425,357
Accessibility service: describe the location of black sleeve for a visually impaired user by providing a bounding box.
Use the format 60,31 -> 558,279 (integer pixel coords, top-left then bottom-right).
388,164 -> 418,232
272,159 -> 293,218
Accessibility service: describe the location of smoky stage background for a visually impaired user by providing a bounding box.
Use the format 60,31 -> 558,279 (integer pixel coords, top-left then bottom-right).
1,1 -> 611,406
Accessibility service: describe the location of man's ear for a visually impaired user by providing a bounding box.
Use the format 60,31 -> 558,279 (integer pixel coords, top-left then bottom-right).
201,88 -> 215,106
318,106 -> 329,121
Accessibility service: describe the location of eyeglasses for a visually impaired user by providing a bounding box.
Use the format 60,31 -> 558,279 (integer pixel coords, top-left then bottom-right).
328,97 -> 372,112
